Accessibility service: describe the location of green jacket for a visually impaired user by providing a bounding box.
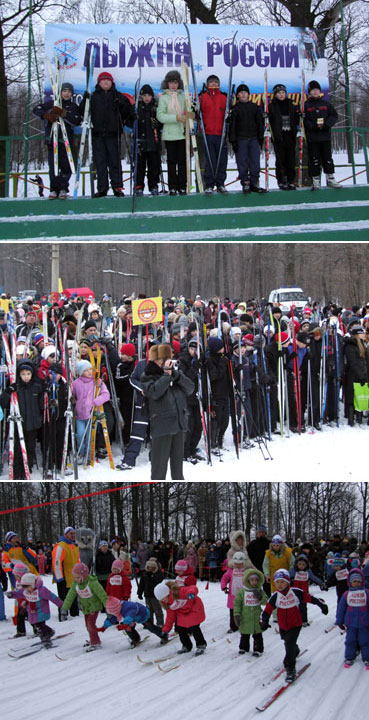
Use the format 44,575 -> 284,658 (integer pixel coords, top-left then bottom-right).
157,91 -> 186,142
62,574 -> 107,615
233,568 -> 268,635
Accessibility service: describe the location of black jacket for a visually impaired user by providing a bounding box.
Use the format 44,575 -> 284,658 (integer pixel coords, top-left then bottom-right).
82,83 -> 135,137
228,100 -> 264,146
140,361 -> 194,437
269,97 -> 299,143
137,97 -> 162,153
178,349 -> 200,406
206,352 -> 229,400
137,567 -> 163,599
303,97 -> 338,143
343,336 -> 368,405
95,549 -> 115,578
0,371 -> 44,431
33,97 -> 81,144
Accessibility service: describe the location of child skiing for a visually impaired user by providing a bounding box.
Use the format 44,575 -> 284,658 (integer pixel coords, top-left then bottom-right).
7,573 -> 62,646
221,551 -> 249,633
260,569 -> 328,682
8,562 -> 31,637
101,595 -> 163,646
174,558 -> 197,587
303,80 -> 340,189
336,568 -> 369,669
228,84 -> 265,193
326,555 -> 349,610
62,562 -> 107,652
135,85 -> 162,195
154,579 -> 207,655
289,553 -> 325,625
233,568 -> 268,655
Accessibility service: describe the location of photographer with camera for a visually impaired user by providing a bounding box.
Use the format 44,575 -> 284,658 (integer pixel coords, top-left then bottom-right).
140,344 -> 194,480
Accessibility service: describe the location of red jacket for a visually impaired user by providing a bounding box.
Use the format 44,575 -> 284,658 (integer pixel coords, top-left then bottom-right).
261,587 -> 324,631
162,585 -> 205,632
199,88 -> 227,136
175,569 -> 197,587
106,571 -> 132,601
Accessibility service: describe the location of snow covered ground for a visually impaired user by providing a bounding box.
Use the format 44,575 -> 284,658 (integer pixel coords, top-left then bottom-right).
1,576 -> 366,720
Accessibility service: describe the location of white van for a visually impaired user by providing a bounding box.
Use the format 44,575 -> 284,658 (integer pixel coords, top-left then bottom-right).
268,287 -> 308,313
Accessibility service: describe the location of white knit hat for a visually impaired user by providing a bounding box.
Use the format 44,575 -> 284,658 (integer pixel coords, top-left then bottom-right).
154,581 -> 171,601
20,573 -> 36,587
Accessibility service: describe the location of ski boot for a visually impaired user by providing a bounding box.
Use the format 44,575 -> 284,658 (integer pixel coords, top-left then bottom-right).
250,183 -> 267,193
217,185 -> 228,194
116,461 -> 133,471
238,649 -> 247,655
13,631 -> 26,638
177,646 -> 191,654
286,668 -> 296,683
205,186 -> 213,195
312,176 -> 321,190
326,174 -> 341,188
184,456 -> 198,465
344,659 -> 354,668
85,643 -> 101,652
94,189 -> 108,198
242,182 -> 250,194
195,645 -> 207,656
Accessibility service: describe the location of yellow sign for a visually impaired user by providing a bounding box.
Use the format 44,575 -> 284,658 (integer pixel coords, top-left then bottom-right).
132,296 -> 163,326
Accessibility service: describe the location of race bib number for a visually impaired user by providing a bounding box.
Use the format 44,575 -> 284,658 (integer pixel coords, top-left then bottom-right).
336,569 -> 348,581
77,584 -> 93,598
244,591 -> 260,606
347,590 -> 366,607
110,576 -> 122,586
23,589 -> 39,602
295,571 -> 308,582
276,589 -> 299,609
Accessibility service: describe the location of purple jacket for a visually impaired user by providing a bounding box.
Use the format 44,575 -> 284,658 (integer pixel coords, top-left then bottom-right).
10,578 -> 63,624
72,375 -> 110,420
221,567 -> 245,609
336,570 -> 369,630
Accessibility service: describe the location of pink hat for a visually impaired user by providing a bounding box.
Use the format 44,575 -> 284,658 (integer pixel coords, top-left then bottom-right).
106,596 -> 122,617
112,559 -> 124,572
72,562 -> 89,580
175,559 -> 188,572
13,562 -> 29,576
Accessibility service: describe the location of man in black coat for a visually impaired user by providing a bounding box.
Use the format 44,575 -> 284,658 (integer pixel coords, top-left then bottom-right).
141,343 -> 194,479
247,526 -> 270,571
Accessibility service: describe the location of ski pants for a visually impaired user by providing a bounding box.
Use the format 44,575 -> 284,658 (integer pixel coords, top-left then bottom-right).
150,431 -> 185,480
178,624 -> 207,651
136,149 -> 161,191
273,135 -> 296,184
210,398 -> 229,448
307,140 -> 334,177
239,632 -> 264,653
92,134 -> 123,191
203,134 -> 228,188
0,584 -> 5,621
165,139 -> 187,191
122,400 -> 148,467
145,597 -> 164,627
184,403 -> 202,458
47,142 -> 72,193
56,579 -> 79,620
235,137 -> 260,185
279,626 -> 301,671
32,621 -> 54,642
85,611 -> 100,645
16,606 -> 27,633
345,625 -> 369,662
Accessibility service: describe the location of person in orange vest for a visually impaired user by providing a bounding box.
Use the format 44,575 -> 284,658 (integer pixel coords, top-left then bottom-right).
2,532 -> 38,588
52,527 -> 80,620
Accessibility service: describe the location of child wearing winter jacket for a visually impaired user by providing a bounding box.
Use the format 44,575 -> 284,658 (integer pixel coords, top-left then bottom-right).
7,573 -> 62,644
289,553 -> 325,626
175,558 -> 197,587
336,568 -> 369,669
157,70 -> 188,195
72,359 -> 110,462
62,562 -> 107,652
106,558 -> 132,601
303,79 -> 339,190
137,557 -> 164,626
8,562 -> 30,637
135,85 -> 162,195
228,84 -> 265,194
233,568 -> 268,655
221,551 -> 249,633
154,579 -> 207,655
101,595 -> 163,646
326,556 -> 349,609
260,569 -> 328,682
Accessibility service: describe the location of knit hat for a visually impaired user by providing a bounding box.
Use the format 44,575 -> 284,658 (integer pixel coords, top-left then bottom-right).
274,569 -> 290,583
98,540 -> 109,549
13,562 -> 29,576
332,557 -> 345,567
5,531 -> 18,542
243,333 -> 254,347
308,80 -> 321,93
348,569 -> 363,585
17,359 -> 34,374
41,345 -> 57,360
232,551 -> 247,565
207,336 -> 224,353
273,84 -> 287,94
154,581 -> 171,601
106,596 -> 122,617
76,360 -> 92,376
120,343 -> 136,357
112,559 -> 124,572
272,534 -> 283,545
61,82 -> 74,94
84,320 -> 97,330
64,526 -> 74,535
188,336 -> 202,350
236,84 -> 250,95
97,71 -> 114,84
175,559 -> 188,572
33,333 -> 44,346
297,331 -> 309,345
207,74 -> 220,85
50,362 -> 64,376
140,84 -> 154,96
21,573 -> 37,587
275,332 -> 290,346
257,525 -> 267,533
72,562 -> 89,580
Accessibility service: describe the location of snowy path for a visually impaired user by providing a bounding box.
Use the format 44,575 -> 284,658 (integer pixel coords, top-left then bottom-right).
1,578 -> 365,720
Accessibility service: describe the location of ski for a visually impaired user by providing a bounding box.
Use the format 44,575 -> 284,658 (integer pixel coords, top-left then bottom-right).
61,337 -> 78,479
214,31 -> 238,180
9,642 -> 58,659
114,635 -> 150,653
297,70 -> 306,188
137,650 -> 178,666
10,632 -> 74,653
262,649 -> 308,685
46,56 -> 76,176
2,330 -> 31,480
87,346 -> 115,469
325,624 -> 336,633
256,663 -> 311,711
263,70 -> 271,191
74,45 -> 97,199
131,66 -> 142,212
157,661 -> 181,673
181,61 -> 203,193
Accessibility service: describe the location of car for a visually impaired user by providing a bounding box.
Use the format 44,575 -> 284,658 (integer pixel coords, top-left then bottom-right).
268,287 -> 308,313
18,290 -> 37,301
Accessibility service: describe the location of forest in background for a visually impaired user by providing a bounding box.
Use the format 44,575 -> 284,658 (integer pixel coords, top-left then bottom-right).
1,481 -> 368,545
2,242 -> 369,306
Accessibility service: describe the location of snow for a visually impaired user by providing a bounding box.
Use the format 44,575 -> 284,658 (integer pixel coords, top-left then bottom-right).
1,576 -> 366,720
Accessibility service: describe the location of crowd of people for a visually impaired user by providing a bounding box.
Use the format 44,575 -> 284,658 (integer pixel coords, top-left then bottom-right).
1,527 -> 369,676
0,291 -> 369,479
32,64 -> 340,199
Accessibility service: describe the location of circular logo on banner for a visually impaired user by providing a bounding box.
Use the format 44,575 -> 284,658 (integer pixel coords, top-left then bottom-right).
137,299 -> 158,323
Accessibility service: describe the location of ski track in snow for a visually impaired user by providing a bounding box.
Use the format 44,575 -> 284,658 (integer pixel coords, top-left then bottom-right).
1,579 -> 365,720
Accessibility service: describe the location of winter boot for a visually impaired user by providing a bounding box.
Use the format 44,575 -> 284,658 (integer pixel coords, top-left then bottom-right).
85,643 -> 101,652
348,406 -> 355,427
116,461 -> 133,471
59,189 -> 68,199
286,668 -> 296,683
151,188 -> 159,195
195,645 -> 207,656
217,185 -> 228,194
250,183 -> 267,193
326,174 -> 341,188
113,188 -> 125,197
312,176 -> 321,190
242,181 -> 250,194
135,187 -> 144,196
49,190 -> 58,199
344,659 -> 354,668
287,183 -> 297,190
177,646 -> 191,654
205,186 -> 213,195
94,190 -> 108,198
278,178 -> 289,190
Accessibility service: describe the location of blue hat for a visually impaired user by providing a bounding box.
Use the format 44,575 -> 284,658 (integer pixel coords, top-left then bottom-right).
76,360 -> 92,376
207,337 -> 224,353
64,527 -> 74,535
5,531 -> 18,542
274,569 -> 290,583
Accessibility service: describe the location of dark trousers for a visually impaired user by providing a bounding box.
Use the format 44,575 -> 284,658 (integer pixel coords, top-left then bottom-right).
235,137 -> 260,184
165,140 -> 186,191
210,398 -> 229,448
47,142 -> 72,192
136,150 -> 161,191
150,431 -> 185,479
178,624 -> 206,650
13,428 -> 38,480
92,135 -> 122,191
204,134 -> 228,188
33,621 -> 54,641
279,626 -> 301,670
184,403 -> 202,458
307,140 -> 334,177
145,597 -> 164,626
122,401 -> 149,467
17,607 -> 27,633
56,579 -> 79,620
239,632 -> 264,652
273,135 -> 296,184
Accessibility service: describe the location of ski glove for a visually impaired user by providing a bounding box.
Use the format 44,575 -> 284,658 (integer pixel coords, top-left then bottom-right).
231,143 -> 238,153
160,631 -> 169,642
339,624 -> 346,631
317,600 -> 329,615
43,110 -> 61,123
83,91 -> 90,100
5,383 -> 16,395
259,620 -> 270,631
233,614 -> 240,627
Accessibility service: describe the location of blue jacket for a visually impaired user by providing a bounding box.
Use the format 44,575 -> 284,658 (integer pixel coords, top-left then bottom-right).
103,600 -> 150,628
336,571 -> 369,629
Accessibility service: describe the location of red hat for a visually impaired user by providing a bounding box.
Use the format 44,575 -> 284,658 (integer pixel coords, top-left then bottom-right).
172,339 -> 181,356
243,334 -> 254,347
291,319 -> 300,331
97,71 -> 114,84
275,332 -> 290,345
120,343 -> 136,357
303,307 -> 312,316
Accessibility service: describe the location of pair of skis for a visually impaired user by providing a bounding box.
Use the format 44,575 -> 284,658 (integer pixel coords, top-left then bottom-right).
2,329 -> 31,480
86,345 -> 115,469
256,662 -> 311,711
74,46 -> 97,199
45,55 -> 76,177
181,60 -> 203,194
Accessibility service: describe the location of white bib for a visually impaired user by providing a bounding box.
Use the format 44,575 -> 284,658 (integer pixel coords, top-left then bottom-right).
176,576 -> 185,586
77,584 -> 93,598
295,571 -> 309,582
336,568 -> 348,581
244,591 -> 260,607
170,598 -> 188,610
231,569 -> 244,596
347,590 -> 366,607
23,588 -> 39,602
109,575 -> 122,586
275,588 -> 299,609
